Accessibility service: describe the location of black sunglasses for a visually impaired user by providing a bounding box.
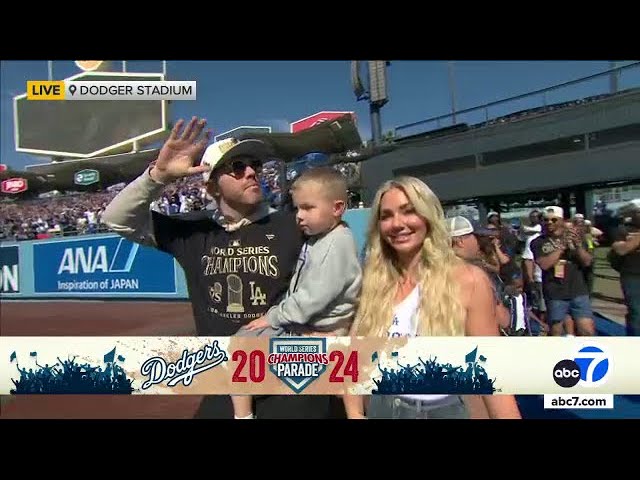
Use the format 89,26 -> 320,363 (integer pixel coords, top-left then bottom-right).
545,218 -> 560,223
219,158 -> 263,177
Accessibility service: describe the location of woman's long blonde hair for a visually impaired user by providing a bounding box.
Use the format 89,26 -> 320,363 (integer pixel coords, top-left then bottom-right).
352,176 -> 466,337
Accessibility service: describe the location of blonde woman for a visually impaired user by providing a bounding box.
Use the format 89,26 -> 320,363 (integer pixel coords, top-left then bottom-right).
343,177 -> 521,419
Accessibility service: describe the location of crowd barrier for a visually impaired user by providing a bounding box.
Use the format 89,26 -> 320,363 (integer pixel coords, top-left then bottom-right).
0,209 -> 371,300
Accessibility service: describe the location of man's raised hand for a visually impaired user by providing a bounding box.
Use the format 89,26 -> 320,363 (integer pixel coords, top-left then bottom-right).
150,117 -> 212,184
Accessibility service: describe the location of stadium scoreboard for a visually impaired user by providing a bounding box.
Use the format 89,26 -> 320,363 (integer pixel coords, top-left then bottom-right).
13,72 -> 194,158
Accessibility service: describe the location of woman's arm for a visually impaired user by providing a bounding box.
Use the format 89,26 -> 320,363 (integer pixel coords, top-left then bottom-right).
459,264 -> 522,419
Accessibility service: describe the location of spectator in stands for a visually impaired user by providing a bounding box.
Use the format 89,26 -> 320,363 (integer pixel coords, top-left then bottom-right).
483,224 -> 512,273
523,210 -> 543,236
531,206 -> 595,337
520,211 -> 547,327
499,262 -> 548,336
102,116 -> 340,419
487,211 -> 519,258
585,219 -> 603,246
610,199 -> 640,336
573,214 -> 595,296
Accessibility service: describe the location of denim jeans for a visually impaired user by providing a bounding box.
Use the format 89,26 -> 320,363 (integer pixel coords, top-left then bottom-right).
546,295 -> 593,324
621,274 -> 640,336
367,395 -> 469,419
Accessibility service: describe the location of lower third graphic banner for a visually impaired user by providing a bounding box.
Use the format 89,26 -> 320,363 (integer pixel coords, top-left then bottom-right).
0,337 -> 636,395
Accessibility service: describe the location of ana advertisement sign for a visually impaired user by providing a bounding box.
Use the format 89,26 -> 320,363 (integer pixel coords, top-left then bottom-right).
33,237 -> 176,295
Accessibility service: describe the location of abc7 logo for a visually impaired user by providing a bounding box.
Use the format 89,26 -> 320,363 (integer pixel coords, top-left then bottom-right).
553,346 -> 610,388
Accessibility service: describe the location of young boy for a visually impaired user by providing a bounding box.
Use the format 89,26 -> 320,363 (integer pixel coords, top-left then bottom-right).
231,166 -> 363,419
499,263 -> 548,336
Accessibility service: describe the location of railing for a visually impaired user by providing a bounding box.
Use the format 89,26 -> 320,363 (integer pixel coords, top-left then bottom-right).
395,61 -> 640,139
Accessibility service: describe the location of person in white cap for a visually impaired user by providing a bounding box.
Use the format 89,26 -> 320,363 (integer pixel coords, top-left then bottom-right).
610,198 -> 640,336
530,206 -> 595,337
102,117 -> 340,418
447,216 -> 511,330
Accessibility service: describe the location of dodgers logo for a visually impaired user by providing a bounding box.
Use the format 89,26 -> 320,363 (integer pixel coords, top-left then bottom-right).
139,340 -> 228,390
268,337 -> 329,393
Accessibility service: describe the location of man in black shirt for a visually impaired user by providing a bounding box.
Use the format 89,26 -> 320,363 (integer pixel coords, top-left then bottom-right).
103,117 -> 337,418
531,206 -> 595,337
611,199 -> 640,336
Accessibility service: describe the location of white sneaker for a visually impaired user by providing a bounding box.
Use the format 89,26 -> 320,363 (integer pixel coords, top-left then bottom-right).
234,413 -> 256,419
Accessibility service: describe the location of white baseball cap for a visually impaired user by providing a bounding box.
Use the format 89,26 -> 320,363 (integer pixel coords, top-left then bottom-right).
448,216 -> 494,237
200,137 -> 272,183
544,206 -> 564,219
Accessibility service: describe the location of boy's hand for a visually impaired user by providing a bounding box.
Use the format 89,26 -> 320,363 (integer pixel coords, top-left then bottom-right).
245,316 -> 271,331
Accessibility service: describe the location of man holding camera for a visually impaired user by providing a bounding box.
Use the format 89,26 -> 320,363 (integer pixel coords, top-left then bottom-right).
531,206 -> 595,337
611,199 -> 640,336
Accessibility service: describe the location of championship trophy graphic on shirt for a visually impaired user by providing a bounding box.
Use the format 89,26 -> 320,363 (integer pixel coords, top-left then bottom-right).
226,274 -> 244,313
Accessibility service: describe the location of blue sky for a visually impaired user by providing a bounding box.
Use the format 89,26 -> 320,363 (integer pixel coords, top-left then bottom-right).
1,60 -> 639,170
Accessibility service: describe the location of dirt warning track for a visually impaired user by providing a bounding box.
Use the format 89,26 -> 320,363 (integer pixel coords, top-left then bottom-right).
1,300 -> 205,419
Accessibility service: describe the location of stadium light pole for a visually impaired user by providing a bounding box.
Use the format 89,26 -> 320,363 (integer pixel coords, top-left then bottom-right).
350,60 -> 390,146
609,60 -> 619,94
368,61 -> 390,146
448,61 -> 458,124
370,103 -> 382,146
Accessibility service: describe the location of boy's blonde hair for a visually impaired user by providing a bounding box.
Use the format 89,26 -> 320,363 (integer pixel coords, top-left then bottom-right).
291,166 -> 348,203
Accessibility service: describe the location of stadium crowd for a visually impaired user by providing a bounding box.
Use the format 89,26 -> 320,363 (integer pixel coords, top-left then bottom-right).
0,160 -> 362,241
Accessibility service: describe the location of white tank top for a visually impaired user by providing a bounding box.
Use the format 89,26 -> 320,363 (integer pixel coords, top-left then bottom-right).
388,286 -> 455,406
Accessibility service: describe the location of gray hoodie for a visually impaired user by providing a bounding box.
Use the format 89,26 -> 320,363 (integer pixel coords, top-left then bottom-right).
266,224 -> 362,334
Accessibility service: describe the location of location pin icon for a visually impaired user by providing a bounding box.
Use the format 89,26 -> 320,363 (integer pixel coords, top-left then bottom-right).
69,84 -> 77,96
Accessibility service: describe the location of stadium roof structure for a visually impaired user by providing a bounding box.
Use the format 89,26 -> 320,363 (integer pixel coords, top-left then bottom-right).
0,149 -> 160,198
1,113 -> 364,198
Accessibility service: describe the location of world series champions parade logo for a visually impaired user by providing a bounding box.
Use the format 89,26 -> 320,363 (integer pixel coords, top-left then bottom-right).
268,337 -> 331,393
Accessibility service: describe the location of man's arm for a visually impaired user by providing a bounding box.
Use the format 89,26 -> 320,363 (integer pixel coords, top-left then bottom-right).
523,259 -> 535,283
101,168 -> 167,247
562,227 -> 592,268
612,231 -> 640,256
532,238 -> 565,271
266,233 -> 361,328
570,241 -> 593,268
103,116 -> 212,247
493,238 -> 511,265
